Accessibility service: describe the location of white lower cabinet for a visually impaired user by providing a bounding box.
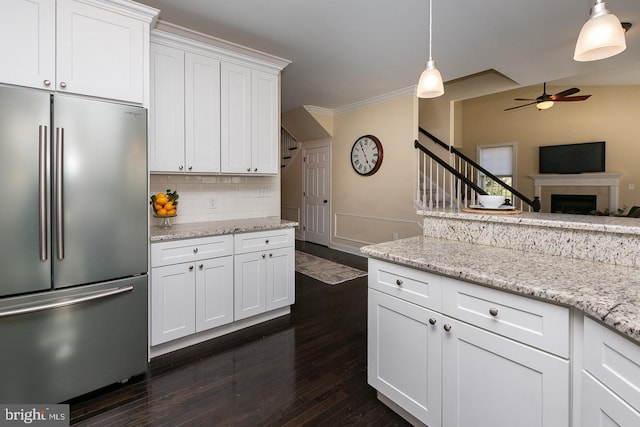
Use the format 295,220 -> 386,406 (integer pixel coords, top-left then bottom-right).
150,229 -> 295,350
151,235 -> 234,346
234,229 -> 295,321
368,259 -> 570,427
442,317 -> 569,427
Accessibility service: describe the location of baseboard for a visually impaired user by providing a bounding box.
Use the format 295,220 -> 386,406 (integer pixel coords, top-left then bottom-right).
328,241 -> 367,257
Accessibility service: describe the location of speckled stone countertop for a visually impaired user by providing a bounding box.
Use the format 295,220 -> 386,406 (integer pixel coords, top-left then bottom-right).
150,217 -> 298,242
361,235 -> 640,344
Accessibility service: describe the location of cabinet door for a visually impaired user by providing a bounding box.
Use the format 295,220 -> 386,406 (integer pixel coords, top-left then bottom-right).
221,62 -> 251,173
266,247 -> 295,311
582,371 -> 640,427
368,289 -> 442,427
56,0 -> 146,103
234,252 -> 266,320
195,256 -> 234,332
251,70 -> 279,174
149,43 -> 185,172
0,0 -> 55,90
185,52 -> 221,173
442,317 -> 569,427
151,263 -> 196,345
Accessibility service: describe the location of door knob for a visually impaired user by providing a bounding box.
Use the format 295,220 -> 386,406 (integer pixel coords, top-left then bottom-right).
324,200 -> 328,203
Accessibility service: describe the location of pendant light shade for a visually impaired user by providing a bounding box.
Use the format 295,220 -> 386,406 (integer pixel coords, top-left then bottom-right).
574,0 -> 626,62
417,0 -> 444,98
417,59 -> 444,98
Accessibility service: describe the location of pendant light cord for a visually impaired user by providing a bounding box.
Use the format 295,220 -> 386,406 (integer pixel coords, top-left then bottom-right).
428,0 -> 433,61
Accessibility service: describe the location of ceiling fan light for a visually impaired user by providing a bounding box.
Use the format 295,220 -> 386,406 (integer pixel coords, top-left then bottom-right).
537,100 -> 554,110
417,59 -> 444,98
574,2 -> 626,61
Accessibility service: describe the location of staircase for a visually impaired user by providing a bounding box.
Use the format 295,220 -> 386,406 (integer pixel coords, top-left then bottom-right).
281,127 -> 300,172
415,127 -> 540,212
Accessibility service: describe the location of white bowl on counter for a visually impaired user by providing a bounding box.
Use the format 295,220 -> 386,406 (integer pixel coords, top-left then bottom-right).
477,195 -> 506,209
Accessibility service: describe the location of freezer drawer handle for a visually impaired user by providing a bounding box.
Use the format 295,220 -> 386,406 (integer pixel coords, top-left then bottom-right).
0,285 -> 134,319
39,125 -> 48,261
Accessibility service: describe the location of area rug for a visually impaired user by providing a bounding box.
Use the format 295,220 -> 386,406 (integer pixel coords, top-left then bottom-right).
295,251 -> 367,285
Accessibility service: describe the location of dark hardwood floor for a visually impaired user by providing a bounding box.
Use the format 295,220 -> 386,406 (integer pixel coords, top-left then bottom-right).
68,242 -> 410,426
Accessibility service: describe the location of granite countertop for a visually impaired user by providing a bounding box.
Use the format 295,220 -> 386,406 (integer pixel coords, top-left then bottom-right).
150,217 -> 298,242
361,235 -> 640,344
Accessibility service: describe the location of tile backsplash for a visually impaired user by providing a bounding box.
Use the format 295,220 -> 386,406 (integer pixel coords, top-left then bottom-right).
150,174 -> 280,225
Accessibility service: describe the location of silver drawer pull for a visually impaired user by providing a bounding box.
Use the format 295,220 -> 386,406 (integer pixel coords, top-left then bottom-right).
193,248 -> 199,254
489,308 -> 499,317
262,254 -> 266,258
189,265 -> 194,271
265,239 -> 270,244
396,279 -> 403,286
443,324 -> 452,332
429,318 -> 437,325
199,264 -> 203,270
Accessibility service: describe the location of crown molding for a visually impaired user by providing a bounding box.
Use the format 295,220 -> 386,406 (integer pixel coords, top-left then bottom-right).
334,86 -> 417,114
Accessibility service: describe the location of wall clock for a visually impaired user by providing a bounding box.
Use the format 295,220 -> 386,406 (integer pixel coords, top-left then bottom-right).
350,135 -> 383,176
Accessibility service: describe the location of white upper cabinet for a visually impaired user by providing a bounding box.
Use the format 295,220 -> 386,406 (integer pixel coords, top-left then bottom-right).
0,0 -> 158,104
149,27 -> 288,175
0,0 -> 56,90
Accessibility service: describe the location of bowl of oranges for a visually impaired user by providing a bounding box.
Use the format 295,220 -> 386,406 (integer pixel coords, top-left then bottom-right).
150,189 -> 179,227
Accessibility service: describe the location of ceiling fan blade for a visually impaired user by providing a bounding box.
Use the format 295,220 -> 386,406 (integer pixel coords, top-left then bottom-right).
513,98 -> 537,101
554,95 -> 591,102
504,101 -> 537,111
551,87 -> 580,100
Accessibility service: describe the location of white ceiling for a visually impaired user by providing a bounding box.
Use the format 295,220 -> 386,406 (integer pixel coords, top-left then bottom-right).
137,0 -> 640,112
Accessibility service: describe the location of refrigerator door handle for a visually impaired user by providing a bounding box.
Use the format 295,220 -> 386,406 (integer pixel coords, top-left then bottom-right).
55,127 -> 64,260
39,125 -> 48,261
0,285 -> 134,318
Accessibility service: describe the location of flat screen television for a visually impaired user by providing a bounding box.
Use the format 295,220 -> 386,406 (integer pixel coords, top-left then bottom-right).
538,141 -> 605,174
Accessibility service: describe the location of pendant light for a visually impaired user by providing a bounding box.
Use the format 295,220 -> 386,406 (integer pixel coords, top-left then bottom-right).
574,0 -> 626,62
417,0 -> 444,98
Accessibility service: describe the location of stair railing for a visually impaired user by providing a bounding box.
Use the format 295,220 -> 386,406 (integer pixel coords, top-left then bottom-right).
417,127 -> 540,211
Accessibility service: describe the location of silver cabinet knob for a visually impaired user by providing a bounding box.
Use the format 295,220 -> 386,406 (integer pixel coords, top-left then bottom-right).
265,239 -> 270,244
179,165 -> 184,171
396,279 -> 403,286
262,253 -> 266,258
443,324 -> 452,332
489,308 -> 499,317
247,168 -> 251,172
43,80 -> 51,86
199,264 -> 203,270
254,168 -> 258,172
188,166 -> 193,171
59,82 -> 67,88
269,253 -> 273,257
189,265 -> 194,271
429,318 -> 437,325
193,248 -> 198,254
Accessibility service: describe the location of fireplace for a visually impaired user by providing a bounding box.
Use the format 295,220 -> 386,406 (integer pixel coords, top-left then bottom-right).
551,194 -> 597,215
529,173 -> 622,213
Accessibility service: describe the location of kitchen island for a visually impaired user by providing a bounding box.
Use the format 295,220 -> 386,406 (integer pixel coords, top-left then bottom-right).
361,209 -> 640,427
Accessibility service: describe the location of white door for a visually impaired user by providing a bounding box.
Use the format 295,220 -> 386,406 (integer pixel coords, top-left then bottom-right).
442,317 -> 570,427
195,256 -> 233,332
151,263 -> 196,345
266,247 -> 295,311
0,0 -> 55,90
368,289 -> 442,427
304,143 -> 330,246
56,0 -> 146,102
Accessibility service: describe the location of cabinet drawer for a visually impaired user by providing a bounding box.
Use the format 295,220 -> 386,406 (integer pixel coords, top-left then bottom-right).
234,228 -> 294,254
584,316 -> 640,412
442,279 -> 569,358
368,259 -> 442,311
151,235 -> 233,267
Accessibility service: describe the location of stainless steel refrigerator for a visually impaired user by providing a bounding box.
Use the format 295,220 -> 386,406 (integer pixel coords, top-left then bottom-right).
0,85 -> 148,403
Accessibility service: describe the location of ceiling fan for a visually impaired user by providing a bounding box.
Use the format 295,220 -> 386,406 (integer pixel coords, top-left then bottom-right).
504,83 -> 591,111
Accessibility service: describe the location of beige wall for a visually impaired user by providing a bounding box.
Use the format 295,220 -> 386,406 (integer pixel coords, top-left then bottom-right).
281,95 -> 423,252
459,85 -> 640,210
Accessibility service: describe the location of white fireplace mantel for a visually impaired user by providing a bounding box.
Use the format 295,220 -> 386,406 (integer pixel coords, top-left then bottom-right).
529,173 -> 622,211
